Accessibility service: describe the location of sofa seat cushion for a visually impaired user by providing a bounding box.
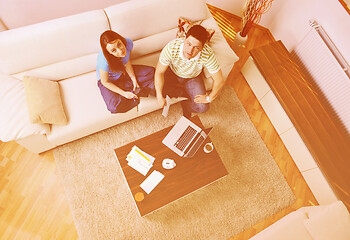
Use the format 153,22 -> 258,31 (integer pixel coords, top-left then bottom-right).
104,0 -> 208,41
130,52 -> 161,68
47,50 -> 193,146
0,73 -> 50,142
46,54 -> 192,146
47,72 -> 137,145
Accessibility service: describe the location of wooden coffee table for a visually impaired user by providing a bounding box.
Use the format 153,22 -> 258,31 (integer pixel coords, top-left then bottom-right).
114,115 -> 228,216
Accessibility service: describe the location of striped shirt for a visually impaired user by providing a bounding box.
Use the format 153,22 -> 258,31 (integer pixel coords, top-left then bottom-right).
159,38 -> 220,78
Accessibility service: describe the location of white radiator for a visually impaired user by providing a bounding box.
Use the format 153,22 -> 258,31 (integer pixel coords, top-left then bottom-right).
291,21 -> 350,135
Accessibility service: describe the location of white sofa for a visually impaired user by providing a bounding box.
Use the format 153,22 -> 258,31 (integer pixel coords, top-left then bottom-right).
0,0 -> 238,153
250,201 -> 350,240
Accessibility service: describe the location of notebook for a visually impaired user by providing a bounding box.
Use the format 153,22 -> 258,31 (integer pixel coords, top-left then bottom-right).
162,116 -> 212,157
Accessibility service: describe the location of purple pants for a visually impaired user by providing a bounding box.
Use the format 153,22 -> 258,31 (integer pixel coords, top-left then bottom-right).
98,65 -> 155,113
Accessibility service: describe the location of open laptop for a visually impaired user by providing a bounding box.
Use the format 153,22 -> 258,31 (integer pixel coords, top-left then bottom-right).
162,116 -> 212,157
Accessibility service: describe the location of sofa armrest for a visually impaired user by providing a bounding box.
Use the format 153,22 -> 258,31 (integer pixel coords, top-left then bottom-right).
16,134 -> 57,154
0,73 -> 50,142
302,201 -> 350,240
16,134 -> 56,153
0,18 -> 7,31
250,201 -> 350,240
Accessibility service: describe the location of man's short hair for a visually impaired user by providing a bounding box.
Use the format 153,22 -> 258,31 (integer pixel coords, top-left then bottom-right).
185,25 -> 209,46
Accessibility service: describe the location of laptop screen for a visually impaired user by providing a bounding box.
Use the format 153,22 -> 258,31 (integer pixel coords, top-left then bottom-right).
184,127 -> 213,158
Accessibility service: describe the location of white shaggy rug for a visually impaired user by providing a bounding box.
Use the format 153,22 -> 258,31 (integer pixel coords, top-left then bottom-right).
53,87 -> 295,240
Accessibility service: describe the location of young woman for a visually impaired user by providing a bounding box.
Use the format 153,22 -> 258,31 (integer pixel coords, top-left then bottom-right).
97,30 -> 155,113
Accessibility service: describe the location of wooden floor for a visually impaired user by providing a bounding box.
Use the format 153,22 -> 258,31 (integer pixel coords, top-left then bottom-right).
0,6 -> 317,239
209,5 -> 318,239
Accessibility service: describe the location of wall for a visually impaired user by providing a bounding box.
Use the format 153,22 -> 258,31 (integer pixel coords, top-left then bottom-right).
206,0 -> 350,64
206,0 -> 243,16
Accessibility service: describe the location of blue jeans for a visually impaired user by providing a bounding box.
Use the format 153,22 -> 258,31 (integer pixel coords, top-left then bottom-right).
164,68 -> 209,116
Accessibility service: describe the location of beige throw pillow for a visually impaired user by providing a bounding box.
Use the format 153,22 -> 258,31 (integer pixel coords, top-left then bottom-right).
23,76 -> 68,125
176,17 -> 215,42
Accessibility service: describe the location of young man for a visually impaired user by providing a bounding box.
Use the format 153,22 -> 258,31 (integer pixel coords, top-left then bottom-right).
155,25 -> 225,118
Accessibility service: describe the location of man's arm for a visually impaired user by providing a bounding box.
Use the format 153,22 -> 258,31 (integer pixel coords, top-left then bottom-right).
155,61 -> 168,107
208,69 -> 225,101
194,69 -> 225,103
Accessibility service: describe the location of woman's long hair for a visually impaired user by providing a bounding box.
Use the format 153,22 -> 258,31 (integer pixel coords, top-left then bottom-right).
100,30 -> 127,73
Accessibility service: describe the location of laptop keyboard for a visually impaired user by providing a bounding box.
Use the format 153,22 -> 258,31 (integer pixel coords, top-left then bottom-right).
174,126 -> 197,151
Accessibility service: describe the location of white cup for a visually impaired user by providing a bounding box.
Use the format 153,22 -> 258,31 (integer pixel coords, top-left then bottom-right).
162,159 -> 176,169
203,142 -> 214,153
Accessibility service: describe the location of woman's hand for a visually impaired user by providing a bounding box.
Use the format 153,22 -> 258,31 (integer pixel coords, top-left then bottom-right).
132,81 -> 140,91
123,91 -> 138,100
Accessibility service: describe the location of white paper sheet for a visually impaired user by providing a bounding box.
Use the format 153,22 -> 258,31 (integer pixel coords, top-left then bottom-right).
140,170 -> 164,194
162,95 -> 171,118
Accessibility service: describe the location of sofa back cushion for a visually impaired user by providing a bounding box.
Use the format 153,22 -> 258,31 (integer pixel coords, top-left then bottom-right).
131,29 -> 178,60
104,0 -> 209,41
11,54 -> 98,81
0,0 -> 128,29
0,10 -> 109,76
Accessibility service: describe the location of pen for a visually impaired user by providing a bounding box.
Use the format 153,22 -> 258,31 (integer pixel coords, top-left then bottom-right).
131,89 -> 136,102
132,87 -> 140,102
